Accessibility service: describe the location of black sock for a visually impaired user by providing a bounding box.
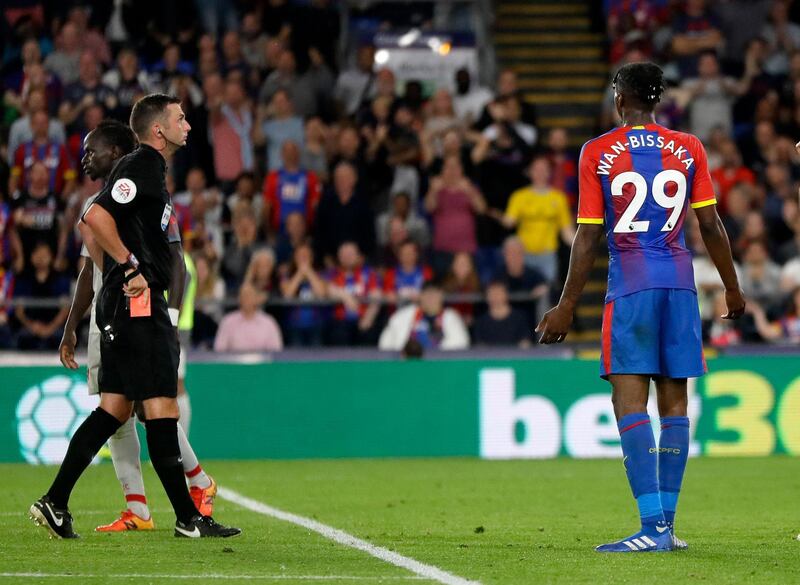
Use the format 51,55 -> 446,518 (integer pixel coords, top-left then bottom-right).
47,408 -> 122,508
145,418 -> 198,524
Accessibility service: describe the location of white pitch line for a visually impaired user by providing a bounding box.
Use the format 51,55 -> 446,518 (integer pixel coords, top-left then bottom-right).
218,487 -> 481,585
0,573 -> 424,581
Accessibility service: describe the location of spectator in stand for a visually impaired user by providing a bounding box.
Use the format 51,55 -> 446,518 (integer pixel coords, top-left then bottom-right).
679,51 -> 744,144
258,48 -> 328,118
544,127 -> 578,210
778,215 -> 800,269
213,283 -> 283,353
315,162 -> 375,265
0,193 -> 14,268
280,242 -> 327,346
740,239 -> 782,309
711,140 -> 756,214
452,68 -> 493,127
101,47 -> 152,121
192,252 -> 225,348
762,0 -> 800,76
221,206 -> 260,289
326,241 -> 382,346
65,5 -> 111,67
9,161 -> 68,271
43,22 -> 82,85
275,211 -> 308,267
243,247 -> 278,298
424,155 -> 486,276
9,110 -> 76,198
220,30 -> 251,81
175,167 -> 224,256
7,88 -> 66,166
735,210 -> 769,259
0,266 -> 13,348
195,0 -> 239,38
442,252 -> 481,326
13,241 -> 69,350
150,44 -> 195,93
255,89 -> 305,172
208,78 -> 254,191
669,0 -> 724,77
240,12 -> 269,72
382,239 -> 432,307
334,45 -> 376,118
378,281 -> 469,351
747,287 -> 800,344
3,39 -> 58,113
302,117 -> 330,181
495,236 -> 548,326
473,280 -> 531,348
422,127 -> 477,181
263,140 -> 321,237
495,156 -> 574,283
476,69 -> 537,130
376,191 -> 430,250
719,184 -> 750,258
424,89 -> 462,150
225,172 -> 262,227
58,51 -> 117,134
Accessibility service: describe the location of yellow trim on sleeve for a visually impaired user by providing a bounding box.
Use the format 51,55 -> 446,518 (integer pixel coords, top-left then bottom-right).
577,217 -> 604,225
631,125 -> 645,129
690,198 -> 717,209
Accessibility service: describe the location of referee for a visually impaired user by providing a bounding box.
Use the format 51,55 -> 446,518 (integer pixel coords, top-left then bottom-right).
30,94 -> 240,539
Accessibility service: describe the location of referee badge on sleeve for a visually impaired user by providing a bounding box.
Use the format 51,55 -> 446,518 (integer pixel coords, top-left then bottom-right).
111,179 -> 137,204
161,203 -> 172,231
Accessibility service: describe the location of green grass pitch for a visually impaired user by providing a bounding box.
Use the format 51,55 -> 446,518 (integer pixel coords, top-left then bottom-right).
3,457 -> 800,584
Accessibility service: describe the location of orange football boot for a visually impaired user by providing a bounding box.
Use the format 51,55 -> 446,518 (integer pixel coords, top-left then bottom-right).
95,510 -> 155,532
189,476 -> 217,517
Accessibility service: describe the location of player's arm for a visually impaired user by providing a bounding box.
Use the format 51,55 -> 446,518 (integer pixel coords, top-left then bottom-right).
536,224 -> 604,344
82,203 -> 148,297
167,241 -> 186,327
694,205 -> 745,319
537,142 -> 604,344
691,139 -> 745,319
59,257 -> 95,369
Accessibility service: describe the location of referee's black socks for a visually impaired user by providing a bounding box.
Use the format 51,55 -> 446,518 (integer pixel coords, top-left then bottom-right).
145,418 -> 198,524
47,407 -> 122,508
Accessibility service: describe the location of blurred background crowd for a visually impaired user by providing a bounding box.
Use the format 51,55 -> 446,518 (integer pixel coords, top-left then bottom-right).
0,0 -> 799,353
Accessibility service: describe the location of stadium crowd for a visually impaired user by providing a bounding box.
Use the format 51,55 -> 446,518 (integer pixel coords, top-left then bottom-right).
1,0 -> 799,352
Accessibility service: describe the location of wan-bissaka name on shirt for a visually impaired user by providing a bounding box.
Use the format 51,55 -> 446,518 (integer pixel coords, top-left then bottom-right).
596,135 -> 694,176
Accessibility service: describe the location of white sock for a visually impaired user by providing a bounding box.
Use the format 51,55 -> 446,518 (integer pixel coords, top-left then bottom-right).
177,392 -> 191,436
177,423 -> 211,489
108,417 -> 150,520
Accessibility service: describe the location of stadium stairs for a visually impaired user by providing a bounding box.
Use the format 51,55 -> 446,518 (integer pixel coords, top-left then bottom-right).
494,0 -> 609,343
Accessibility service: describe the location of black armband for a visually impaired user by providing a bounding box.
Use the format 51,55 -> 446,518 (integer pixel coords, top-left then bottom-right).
123,268 -> 141,283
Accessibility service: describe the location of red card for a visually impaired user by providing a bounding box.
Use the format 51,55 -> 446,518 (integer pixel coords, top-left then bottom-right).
129,288 -> 151,317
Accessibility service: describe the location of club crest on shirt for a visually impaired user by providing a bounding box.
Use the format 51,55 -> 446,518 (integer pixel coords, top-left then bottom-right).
111,178 -> 137,204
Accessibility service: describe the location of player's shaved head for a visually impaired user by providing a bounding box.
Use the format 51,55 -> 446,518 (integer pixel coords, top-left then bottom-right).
93,119 -> 137,154
613,62 -> 665,112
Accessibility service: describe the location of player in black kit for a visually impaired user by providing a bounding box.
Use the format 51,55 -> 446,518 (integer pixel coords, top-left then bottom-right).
30,94 -> 240,539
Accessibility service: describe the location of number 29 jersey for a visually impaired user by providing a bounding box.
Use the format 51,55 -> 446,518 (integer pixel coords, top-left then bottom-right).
577,123 -> 716,303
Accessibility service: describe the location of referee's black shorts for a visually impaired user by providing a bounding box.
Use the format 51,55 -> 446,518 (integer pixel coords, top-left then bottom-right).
98,289 -> 179,401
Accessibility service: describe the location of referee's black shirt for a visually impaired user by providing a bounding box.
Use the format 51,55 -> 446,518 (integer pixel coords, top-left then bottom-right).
93,144 -> 173,293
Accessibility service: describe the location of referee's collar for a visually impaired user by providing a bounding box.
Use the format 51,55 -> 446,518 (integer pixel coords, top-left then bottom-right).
138,143 -> 166,171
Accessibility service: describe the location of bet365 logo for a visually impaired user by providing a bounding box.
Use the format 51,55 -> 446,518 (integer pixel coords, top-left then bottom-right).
478,369 -> 701,459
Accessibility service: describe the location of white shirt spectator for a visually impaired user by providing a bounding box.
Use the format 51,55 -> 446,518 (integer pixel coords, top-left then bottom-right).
379,304 -> 469,351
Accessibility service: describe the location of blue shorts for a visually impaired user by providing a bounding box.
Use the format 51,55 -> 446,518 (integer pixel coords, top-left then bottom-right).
600,288 -> 706,380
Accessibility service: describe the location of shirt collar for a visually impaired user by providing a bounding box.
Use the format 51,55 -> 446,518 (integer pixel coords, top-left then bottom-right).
138,143 -> 166,171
